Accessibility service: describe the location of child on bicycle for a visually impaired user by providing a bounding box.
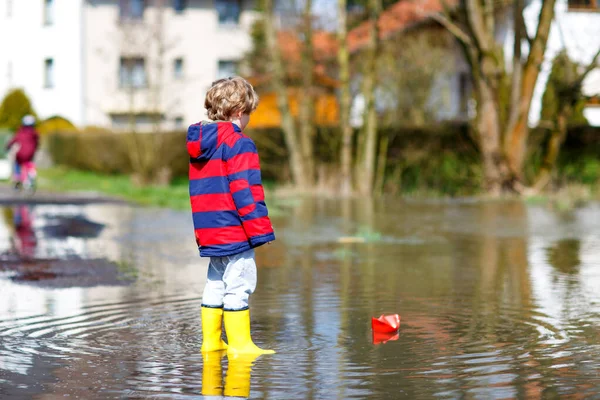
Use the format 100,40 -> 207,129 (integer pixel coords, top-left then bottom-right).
5,115 -> 39,189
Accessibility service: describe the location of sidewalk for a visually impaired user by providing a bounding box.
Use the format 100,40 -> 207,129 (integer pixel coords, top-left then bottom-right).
0,183 -> 126,205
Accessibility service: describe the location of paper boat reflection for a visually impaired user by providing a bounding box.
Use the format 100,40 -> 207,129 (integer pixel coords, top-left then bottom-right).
372,331 -> 400,344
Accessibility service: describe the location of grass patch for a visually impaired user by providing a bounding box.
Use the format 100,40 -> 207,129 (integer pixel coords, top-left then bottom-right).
38,167 -> 191,210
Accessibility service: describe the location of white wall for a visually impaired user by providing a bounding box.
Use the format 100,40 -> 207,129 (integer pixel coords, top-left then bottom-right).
84,0 -> 257,130
523,0 -> 600,126
0,0 -> 85,126
0,1 -> 257,130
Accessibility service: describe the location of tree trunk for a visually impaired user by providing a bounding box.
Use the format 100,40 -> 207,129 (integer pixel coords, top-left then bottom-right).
503,0 -> 556,180
374,134 -> 388,196
262,0 -> 307,188
533,103 -> 571,192
357,0 -> 381,196
337,0 -> 354,196
299,0 -> 315,186
475,78 -> 507,196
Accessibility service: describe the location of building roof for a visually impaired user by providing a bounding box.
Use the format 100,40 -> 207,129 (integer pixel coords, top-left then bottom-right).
274,0 -> 449,59
347,0 -> 450,53
250,0 -> 450,88
277,30 -> 339,63
247,30 -> 339,89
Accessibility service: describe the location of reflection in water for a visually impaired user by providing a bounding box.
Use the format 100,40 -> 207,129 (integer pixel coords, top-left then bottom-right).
0,200 -> 599,398
547,239 -> 581,274
12,205 -> 37,259
201,352 -> 261,398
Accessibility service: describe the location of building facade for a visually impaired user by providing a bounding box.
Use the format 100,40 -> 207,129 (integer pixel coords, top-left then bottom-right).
0,0 -> 257,131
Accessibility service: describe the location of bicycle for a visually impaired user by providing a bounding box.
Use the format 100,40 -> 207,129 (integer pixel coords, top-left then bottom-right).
13,161 -> 37,196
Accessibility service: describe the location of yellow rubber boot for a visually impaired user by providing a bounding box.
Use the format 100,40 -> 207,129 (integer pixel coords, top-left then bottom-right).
201,350 -> 225,396
201,306 -> 228,353
223,309 -> 275,355
224,353 -> 260,398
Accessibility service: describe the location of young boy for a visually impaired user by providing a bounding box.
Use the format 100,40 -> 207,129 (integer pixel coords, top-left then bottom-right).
187,77 -> 275,355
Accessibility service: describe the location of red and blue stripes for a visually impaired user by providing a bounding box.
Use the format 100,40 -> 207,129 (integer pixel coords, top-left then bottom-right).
187,121 -> 275,257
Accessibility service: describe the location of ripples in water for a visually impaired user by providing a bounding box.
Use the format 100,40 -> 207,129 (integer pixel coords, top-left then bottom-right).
0,200 -> 599,398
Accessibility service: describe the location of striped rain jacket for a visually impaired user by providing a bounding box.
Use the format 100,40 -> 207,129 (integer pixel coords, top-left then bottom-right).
187,121 -> 275,257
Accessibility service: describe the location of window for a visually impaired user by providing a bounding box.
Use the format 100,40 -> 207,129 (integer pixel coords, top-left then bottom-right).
173,58 -> 184,80
173,0 -> 187,13
44,0 -> 54,25
217,60 -> 238,79
568,0 -> 598,10
44,58 -> 54,88
174,116 -> 184,128
119,0 -> 145,21
216,0 -> 241,25
120,57 -> 147,88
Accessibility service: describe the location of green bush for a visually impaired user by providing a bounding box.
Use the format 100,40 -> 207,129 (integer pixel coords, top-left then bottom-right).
0,88 -> 37,132
46,123 -> 600,194
38,115 -> 78,135
47,130 -> 188,179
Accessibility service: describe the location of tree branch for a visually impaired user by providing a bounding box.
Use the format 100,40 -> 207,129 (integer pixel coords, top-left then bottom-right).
431,12 -> 474,47
465,0 -> 492,52
506,0 -> 524,131
525,0 -> 556,69
483,0 -> 494,36
517,5 -> 532,46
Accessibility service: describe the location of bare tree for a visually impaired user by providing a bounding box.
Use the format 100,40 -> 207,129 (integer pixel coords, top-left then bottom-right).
357,0 -> 382,195
262,0 -> 308,188
119,0 -> 175,185
338,0 -> 354,195
434,0 -> 556,194
299,0 -> 316,185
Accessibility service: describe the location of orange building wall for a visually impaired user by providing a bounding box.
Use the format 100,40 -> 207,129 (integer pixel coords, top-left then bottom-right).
249,90 -> 339,129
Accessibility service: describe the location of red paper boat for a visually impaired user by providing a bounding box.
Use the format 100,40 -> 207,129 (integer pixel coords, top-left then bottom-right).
371,314 -> 400,334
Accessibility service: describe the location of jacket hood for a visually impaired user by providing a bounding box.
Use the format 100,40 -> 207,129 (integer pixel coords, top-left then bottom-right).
186,120 -> 240,161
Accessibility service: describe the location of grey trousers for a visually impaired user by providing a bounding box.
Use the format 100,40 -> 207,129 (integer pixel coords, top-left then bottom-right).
201,249 -> 257,311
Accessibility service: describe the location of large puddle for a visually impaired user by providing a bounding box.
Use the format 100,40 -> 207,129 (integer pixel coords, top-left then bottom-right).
0,198 -> 599,398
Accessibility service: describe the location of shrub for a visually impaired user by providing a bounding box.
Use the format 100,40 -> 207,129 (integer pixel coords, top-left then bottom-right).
47,130 -> 188,180
0,88 -> 37,132
46,124 -> 600,193
37,115 -> 78,135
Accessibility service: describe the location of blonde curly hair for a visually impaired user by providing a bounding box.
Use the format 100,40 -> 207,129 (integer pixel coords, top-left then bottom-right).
204,76 -> 259,121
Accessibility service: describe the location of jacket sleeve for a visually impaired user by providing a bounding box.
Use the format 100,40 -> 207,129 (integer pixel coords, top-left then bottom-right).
5,135 -> 16,151
33,130 -> 40,150
226,138 -> 275,248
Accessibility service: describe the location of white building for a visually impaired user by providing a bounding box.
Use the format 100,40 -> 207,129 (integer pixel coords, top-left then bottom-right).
0,0 -> 257,131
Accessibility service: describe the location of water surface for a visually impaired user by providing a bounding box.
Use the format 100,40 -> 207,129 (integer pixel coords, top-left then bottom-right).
0,198 -> 599,399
